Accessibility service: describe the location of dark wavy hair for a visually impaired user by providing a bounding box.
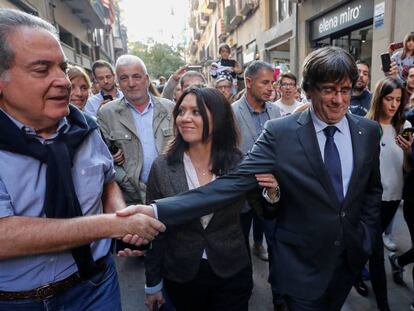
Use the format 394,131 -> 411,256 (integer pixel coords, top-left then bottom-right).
165,86 -> 241,175
366,77 -> 406,134
302,46 -> 358,94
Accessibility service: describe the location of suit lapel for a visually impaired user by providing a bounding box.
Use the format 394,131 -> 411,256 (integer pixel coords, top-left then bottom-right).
296,110 -> 339,208
267,102 -> 281,119
116,98 -> 139,139
343,114 -> 364,205
168,160 -> 189,195
237,96 -> 256,141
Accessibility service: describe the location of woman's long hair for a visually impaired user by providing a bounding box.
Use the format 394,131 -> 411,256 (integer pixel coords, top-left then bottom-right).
366,77 -> 406,134
165,86 -> 241,175
402,32 -> 414,59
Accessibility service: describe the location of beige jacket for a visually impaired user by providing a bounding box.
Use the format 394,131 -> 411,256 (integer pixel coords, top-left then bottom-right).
97,95 -> 175,204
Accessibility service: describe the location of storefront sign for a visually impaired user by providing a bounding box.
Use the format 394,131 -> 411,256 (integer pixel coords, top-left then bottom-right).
374,2 -> 385,29
310,0 -> 374,40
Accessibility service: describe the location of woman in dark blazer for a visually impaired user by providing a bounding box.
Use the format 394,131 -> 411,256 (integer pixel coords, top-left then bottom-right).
144,87 -> 278,311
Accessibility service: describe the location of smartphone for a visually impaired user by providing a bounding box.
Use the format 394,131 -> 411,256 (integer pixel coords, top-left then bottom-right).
381,53 -> 391,72
103,94 -> 113,101
390,42 -> 404,51
401,127 -> 414,140
187,65 -> 202,71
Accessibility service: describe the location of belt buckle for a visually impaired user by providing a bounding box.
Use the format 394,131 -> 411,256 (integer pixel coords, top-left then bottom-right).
36,284 -> 55,299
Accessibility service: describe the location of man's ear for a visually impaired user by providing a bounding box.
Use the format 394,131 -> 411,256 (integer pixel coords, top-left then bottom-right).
245,77 -> 252,90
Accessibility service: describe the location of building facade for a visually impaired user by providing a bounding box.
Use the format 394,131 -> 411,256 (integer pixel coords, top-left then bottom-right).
0,0 -> 128,71
188,0 -> 414,89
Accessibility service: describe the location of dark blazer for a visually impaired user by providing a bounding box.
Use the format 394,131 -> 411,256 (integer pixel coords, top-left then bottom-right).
145,154 -> 250,287
155,109 -> 382,300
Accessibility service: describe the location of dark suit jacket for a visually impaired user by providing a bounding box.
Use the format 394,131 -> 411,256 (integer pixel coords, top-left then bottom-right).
145,154 -> 250,287
155,110 -> 382,300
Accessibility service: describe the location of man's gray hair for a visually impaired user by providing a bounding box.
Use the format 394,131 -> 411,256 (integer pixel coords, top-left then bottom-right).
179,71 -> 206,88
115,54 -> 148,75
244,60 -> 273,80
0,8 -> 57,77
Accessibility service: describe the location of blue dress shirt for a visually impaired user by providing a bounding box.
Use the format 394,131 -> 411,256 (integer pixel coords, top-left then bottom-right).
126,96 -> 159,184
84,89 -> 123,117
0,110 -> 115,291
310,109 -> 354,198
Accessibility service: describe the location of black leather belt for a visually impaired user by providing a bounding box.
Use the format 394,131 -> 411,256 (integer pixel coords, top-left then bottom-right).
0,254 -> 109,300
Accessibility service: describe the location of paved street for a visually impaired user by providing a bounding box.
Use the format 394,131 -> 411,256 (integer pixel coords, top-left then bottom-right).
117,205 -> 414,310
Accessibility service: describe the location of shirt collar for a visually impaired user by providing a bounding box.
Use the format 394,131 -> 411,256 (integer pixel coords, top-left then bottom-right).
0,107 -> 69,137
310,108 -> 348,135
125,93 -> 154,114
244,96 -> 267,114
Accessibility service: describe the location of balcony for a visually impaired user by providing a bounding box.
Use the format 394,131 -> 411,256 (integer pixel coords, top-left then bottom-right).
61,0 -> 105,28
240,0 -> 255,16
190,41 -> 198,54
201,12 -> 209,22
194,30 -> 201,41
206,0 -> 217,10
189,11 -> 197,27
229,14 -> 243,29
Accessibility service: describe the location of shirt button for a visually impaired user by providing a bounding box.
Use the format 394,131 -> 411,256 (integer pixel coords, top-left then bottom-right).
50,257 -> 55,262
341,212 -> 346,217
334,240 -> 341,246
81,169 -> 86,175
125,134 -> 128,138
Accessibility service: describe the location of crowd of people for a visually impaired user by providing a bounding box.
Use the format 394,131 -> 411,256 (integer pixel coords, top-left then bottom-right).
1,8 -> 414,311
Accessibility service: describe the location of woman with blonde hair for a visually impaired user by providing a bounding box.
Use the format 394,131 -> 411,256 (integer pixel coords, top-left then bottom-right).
67,65 -> 91,110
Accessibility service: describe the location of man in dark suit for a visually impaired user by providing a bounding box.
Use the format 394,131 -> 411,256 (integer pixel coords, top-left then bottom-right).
121,46 -> 382,310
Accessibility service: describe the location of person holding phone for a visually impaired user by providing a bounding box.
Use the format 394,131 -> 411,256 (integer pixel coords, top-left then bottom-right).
84,60 -> 123,117
365,77 -> 413,311
391,32 -> 414,84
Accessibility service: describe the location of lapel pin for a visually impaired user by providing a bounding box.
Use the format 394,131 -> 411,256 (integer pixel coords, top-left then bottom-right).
358,130 -> 362,135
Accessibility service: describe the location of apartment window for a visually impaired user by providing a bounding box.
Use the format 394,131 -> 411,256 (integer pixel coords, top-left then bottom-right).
59,26 -> 73,47
81,43 -> 90,56
269,0 -> 277,26
278,0 -> 292,22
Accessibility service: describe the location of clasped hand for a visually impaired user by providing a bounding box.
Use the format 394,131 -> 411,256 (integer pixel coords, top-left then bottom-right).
115,205 -> 164,257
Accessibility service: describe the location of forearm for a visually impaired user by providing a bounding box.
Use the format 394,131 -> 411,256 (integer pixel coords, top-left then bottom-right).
0,214 -> 120,259
161,76 -> 178,100
103,181 -> 126,213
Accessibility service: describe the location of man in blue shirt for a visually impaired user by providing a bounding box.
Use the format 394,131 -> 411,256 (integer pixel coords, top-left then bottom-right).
84,60 -> 123,117
0,9 -> 165,310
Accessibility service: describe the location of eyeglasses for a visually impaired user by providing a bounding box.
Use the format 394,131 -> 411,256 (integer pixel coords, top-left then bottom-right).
316,85 -> 352,98
280,82 -> 296,88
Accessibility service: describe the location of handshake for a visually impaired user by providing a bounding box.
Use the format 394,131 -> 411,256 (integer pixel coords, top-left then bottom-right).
110,205 -> 165,256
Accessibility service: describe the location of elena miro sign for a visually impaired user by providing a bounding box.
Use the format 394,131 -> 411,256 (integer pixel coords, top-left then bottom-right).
310,0 -> 374,40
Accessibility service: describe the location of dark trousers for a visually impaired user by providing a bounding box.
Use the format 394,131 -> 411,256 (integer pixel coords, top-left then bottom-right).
394,199 -> 414,285
164,260 -> 253,311
369,200 -> 400,311
240,210 -> 281,304
240,209 -> 265,249
284,255 -> 355,311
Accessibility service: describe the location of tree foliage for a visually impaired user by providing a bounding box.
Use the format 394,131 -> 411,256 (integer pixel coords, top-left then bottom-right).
129,39 -> 185,79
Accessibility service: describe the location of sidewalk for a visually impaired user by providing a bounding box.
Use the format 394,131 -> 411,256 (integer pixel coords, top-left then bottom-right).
116,206 -> 414,311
